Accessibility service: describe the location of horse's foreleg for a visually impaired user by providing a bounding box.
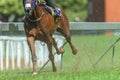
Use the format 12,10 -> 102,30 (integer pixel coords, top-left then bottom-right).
27,37 -> 37,75
47,43 -> 57,72
52,38 -> 64,54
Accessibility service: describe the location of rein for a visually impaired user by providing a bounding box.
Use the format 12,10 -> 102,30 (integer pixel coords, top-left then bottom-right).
25,12 -> 45,22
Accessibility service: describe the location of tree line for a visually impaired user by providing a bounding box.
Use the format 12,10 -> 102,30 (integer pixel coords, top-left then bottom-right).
0,0 -> 87,22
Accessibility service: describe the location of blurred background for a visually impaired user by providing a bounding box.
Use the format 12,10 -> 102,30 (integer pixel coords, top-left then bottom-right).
0,0 -> 87,22
0,0 -> 120,22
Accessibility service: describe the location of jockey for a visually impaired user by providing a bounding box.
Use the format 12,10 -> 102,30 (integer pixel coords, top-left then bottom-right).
23,0 -> 60,17
44,0 -> 61,17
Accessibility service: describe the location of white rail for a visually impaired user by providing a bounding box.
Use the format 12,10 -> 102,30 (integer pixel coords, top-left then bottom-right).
0,35 -> 64,70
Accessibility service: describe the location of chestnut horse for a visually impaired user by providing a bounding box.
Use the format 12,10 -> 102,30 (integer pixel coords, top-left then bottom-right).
23,0 -> 77,74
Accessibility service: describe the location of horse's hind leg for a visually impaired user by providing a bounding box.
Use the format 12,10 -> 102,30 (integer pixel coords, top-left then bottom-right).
64,34 -> 78,55
27,37 -> 37,75
56,11 -> 78,55
57,28 -> 78,55
46,42 -> 57,72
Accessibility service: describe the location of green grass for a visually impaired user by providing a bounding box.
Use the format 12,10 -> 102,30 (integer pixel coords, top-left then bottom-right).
63,35 -> 120,71
1,34 -> 120,80
1,69 -> 120,80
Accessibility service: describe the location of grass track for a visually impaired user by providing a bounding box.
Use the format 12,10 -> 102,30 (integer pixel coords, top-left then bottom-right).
1,69 -> 120,80
1,34 -> 120,80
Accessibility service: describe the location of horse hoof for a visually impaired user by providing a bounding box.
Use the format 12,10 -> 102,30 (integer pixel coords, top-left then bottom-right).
72,48 -> 78,55
32,72 -> 37,75
57,48 -> 64,55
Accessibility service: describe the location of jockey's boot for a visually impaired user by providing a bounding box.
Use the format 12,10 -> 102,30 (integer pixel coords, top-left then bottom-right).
45,0 -> 61,18
54,8 -> 61,18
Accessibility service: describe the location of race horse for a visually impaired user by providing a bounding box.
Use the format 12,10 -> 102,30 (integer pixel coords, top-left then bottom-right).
23,0 -> 78,75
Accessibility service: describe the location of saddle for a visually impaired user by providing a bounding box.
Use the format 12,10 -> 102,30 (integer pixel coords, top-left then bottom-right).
40,3 -> 61,19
